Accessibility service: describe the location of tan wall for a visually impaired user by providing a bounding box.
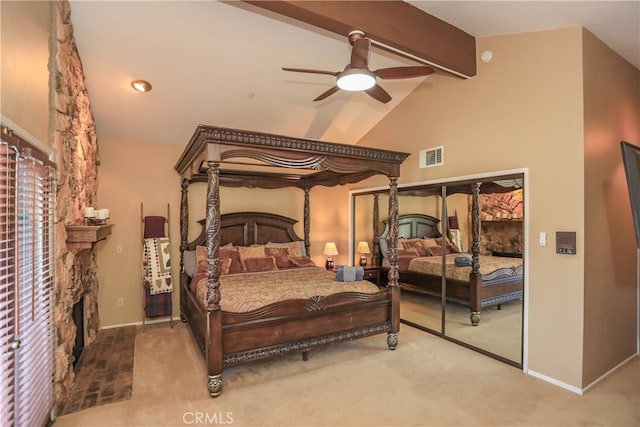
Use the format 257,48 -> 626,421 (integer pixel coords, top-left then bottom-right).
96,137 -> 183,326
95,137 -> 351,325
0,0 -> 51,147
354,28 -> 587,387
582,29 -> 640,385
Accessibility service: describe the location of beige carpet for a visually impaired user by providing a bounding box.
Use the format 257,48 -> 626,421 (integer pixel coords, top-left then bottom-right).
400,291 -> 522,363
53,322 -> 639,427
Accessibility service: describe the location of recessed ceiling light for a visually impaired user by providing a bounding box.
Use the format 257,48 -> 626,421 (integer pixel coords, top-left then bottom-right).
131,79 -> 152,93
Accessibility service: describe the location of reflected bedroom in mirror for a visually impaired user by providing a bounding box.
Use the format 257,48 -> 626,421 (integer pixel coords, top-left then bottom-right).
352,172 -> 525,367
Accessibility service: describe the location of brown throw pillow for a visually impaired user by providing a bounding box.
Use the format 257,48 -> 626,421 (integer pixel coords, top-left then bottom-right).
266,241 -> 304,257
288,256 -> 316,268
265,247 -> 295,269
397,248 -> 419,257
402,240 -> 428,257
195,246 -> 208,273
220,247 -> 245,274
220,258 -> 232,275
243,256 -> 278,272
429,245 -> 443,256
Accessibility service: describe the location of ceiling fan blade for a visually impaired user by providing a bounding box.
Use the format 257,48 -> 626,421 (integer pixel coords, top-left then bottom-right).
350,38 -> 370,69
366,84 -> 392,104
282,67 -> 338,76
313,86 -> 340,102
374,66 -> 435,79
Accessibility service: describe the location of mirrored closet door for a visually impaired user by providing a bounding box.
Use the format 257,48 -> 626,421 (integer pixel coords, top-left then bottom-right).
351,173 -> 525,366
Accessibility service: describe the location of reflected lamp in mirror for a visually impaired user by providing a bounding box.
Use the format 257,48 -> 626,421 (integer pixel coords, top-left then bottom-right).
356,241 -> 371,267
323,242 -> 338,270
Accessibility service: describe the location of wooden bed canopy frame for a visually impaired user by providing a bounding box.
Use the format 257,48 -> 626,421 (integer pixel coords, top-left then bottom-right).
174,125 -> 409,397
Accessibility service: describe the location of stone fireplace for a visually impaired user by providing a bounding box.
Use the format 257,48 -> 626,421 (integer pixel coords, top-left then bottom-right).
52,1 -> 102,415
480,220 -> 524,256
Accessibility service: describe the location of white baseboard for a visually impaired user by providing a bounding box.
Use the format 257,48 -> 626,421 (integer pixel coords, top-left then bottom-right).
101,317 -> 176,330
527,369 -> 583,395
528,352 -> 639,395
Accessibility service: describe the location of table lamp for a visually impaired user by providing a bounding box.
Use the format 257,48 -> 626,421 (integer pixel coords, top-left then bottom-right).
323,242 -> 338,270
357,241 -> 370,267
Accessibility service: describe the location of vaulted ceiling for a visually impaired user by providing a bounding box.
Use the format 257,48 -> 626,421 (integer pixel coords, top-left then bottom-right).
68,1 -> 639,146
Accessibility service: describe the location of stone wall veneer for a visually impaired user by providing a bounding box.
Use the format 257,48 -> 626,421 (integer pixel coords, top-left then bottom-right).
52,0 -> 101,415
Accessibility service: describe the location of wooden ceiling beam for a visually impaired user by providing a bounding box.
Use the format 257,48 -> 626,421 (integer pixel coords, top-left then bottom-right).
243,0 -> 476,77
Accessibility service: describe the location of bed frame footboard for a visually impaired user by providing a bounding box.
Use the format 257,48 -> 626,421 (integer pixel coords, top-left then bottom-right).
180,274 -> 396,397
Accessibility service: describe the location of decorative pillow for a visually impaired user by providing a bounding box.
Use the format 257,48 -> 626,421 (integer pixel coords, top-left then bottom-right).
447,242 -> 462,254
183,250 -> 197,277
419,238 -> 440,249
197,246 -> 244,274
397,248 -> 419,257
220,258 -> 232,275
266,241 -> 305,257
288,256 -> 316,268
220,247 -> 245,274
401,240 -> 428,257
243,256 -> 278,272
265,247 -> 295,269
435,237 -> 461,254
237,245 -> 266,269
195,246 -> 208,273
429,245 -> 443,256
399,238 -> 420,249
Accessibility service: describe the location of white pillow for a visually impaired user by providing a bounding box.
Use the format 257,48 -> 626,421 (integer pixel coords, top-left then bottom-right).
183,250 -> 197,277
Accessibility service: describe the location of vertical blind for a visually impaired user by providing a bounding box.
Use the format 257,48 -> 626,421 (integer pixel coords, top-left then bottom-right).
0,138 -> 55,427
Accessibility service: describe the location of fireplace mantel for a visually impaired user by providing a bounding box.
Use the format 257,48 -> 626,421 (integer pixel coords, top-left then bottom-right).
65,224 -> 113,252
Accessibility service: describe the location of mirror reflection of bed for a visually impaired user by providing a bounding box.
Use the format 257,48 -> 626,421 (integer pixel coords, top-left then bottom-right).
352,173 -> 525,366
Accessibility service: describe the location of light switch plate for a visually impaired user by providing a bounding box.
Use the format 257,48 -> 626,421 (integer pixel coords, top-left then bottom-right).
539,232 -> 547,247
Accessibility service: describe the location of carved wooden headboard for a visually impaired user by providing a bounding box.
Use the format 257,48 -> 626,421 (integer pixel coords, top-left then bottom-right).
378,214 -> 442,259
187,212 -> 303,250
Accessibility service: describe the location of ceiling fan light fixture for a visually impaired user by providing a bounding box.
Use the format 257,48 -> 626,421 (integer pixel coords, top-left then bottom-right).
336,69 -> 375,91
131,79 -> 152,93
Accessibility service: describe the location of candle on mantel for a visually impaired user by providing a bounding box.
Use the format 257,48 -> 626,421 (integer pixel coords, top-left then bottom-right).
96,209 -> 108,220
84,207 -> 95,218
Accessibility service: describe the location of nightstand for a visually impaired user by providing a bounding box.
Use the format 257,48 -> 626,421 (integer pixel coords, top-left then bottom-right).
362,266 -> 381,286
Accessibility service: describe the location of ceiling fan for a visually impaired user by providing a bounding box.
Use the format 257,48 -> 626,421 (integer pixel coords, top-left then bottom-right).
282,30 -> 435,104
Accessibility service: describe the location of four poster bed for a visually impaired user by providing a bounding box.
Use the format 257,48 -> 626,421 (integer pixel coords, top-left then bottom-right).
174,125 -> 409,397
374,182 -> 524,327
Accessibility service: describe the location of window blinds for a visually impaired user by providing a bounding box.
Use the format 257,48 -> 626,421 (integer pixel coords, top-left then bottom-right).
0,139 -> 55,427
0,143 -> 18,427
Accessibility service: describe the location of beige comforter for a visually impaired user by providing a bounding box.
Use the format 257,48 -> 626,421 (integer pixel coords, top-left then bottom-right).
192,267 -> 380,313
402,254 -> 523,282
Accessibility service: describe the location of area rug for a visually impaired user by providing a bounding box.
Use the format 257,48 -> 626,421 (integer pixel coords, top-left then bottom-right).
60,325 -> 136,415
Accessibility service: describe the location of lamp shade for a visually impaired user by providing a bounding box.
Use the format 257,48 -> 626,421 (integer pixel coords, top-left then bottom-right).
356,241 -> 370,254
323,242 -> 338,256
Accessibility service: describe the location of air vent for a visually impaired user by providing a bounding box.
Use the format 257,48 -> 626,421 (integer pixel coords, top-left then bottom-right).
419,146 -> 444,168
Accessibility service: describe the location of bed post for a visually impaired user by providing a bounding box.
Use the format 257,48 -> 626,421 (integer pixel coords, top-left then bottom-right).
386,177 -> 400,350
303,187 -> 311,257
372,194 -> 380,266
205,162 -> 224,397
179,179 -> 189,263
179,179 -> 189,323
469,182 -> 482,326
